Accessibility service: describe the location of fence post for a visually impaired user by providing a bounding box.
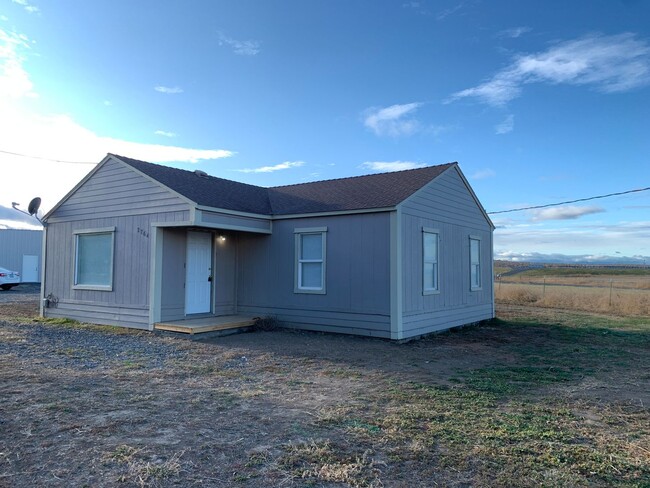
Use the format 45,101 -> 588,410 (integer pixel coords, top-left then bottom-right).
543,277 -> 546,298
609,279 -> 613,308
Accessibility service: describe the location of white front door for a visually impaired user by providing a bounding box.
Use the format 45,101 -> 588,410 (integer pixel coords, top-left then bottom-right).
21,255 -> 39,282
185,232 -> 212,314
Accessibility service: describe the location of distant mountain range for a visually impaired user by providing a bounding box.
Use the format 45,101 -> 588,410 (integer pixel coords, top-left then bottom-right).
0,205 -> 42,230
495,252 -> 649,266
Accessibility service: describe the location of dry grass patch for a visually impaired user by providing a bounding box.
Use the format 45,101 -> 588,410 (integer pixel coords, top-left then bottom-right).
277,440 -> 384,487
2,301 -> 649,487
496,282 -> 650,316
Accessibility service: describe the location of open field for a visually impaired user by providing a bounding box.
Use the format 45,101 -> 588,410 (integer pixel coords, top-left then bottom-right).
496,269 -> 650,316
1,298 -> 649,487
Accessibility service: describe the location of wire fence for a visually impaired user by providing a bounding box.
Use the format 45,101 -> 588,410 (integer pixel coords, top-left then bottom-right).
495,277 -> 650,316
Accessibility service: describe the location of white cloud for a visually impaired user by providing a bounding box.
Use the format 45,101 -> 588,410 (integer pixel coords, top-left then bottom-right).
495,114 -> 514,134
0,28 -> 36,98
361,161 -> 427,172
155,130 -> 176,138
448,33 -> 650,105
218,32 -> 260,56
495,220 -> 650,257
498,27 -> 531,39
0,31 -> 233,212
363,102 -> 422,137
437,3 -> 463,21
471,168 -> 496,180
11,0 -> 39,14
236,161 -> 304,173
530,205 -> 605,221
154,85 -> 183,94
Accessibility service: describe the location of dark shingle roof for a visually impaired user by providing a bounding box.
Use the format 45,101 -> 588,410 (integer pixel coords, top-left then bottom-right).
114,155 -> 272,214
267,164 -> 454,214
113,154 -> 455,216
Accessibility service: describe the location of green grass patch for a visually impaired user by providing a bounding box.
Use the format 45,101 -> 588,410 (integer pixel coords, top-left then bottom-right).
302,313 -> 650,486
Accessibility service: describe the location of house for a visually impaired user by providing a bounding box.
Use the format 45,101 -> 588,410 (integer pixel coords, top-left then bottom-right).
0,229 -> 43,283
41,154 -> 494,340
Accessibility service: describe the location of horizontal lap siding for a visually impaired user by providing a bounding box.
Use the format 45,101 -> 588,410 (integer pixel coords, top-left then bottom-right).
400,167 -> 493,337
48,159 -> 190,222
237,213 -> 391,336
44,301 -> 149,330
43,158 -> 191,328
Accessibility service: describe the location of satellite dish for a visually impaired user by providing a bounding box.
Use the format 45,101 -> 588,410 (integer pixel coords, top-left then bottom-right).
28,197 -> 41,216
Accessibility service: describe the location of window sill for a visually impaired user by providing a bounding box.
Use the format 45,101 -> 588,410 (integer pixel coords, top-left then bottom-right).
470,286 -> 483,292
73,284 -> 113,292
294,288 -> 326,295
423,289 -> 440,295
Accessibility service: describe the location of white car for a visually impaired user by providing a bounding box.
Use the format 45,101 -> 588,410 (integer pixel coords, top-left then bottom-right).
0,267 -> 20,290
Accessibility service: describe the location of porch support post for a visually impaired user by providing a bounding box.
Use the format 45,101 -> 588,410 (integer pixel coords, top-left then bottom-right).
149,226 -> 164,329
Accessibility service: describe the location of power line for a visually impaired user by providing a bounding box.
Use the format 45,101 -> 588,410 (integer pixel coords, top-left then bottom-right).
0,149 -> 97,165
1,147 -> 648,214
488,186 -> 650,215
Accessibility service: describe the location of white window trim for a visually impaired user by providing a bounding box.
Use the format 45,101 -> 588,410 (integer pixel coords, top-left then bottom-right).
422,227 -> 440,295
294,227 -> 327,294
469,235 -> 482,291
73,227 -> 116,291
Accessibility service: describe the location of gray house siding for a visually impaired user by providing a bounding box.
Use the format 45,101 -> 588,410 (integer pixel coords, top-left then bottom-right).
43,157 -> 191,328
43,211 -> 189,328
47,158 -> 190,223
236,212 -> 392,337
400,166 -> 494,337
0,229 -> 42,281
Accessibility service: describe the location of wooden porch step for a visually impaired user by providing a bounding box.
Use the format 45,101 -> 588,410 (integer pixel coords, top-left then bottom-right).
154,315 -> 257,335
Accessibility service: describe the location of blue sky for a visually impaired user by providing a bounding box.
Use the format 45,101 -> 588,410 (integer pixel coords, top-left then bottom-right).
1,0 -> 649,263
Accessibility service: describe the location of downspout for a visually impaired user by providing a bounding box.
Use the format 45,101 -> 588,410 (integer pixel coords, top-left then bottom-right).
39,223 -> 47,317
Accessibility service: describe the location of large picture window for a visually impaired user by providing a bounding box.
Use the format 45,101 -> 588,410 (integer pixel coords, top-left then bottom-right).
422,228 -> 439,294
74,227 -> 115,290
470,236 -> 481,290
294,227 -> 327,294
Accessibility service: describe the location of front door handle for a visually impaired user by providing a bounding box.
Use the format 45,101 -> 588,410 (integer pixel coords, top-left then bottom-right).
208,276 -> 213,282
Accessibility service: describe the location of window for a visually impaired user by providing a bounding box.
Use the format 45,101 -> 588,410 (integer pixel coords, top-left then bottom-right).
470,236 -> 481,290
294,227 -> 327,294
422,228 -> 439,294
73,227 -> 115,290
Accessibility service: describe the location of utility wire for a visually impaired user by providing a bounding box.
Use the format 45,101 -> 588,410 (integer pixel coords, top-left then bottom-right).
488,186 -> 650,215
0,149 -> 97,165
1,147 -> 648,214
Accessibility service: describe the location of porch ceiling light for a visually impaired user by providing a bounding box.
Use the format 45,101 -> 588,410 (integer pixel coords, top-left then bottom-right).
219,235 -> 226,242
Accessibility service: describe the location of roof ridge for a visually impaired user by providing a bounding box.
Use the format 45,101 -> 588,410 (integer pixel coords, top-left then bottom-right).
109,153 -> 268,191
269,162 -> 457,189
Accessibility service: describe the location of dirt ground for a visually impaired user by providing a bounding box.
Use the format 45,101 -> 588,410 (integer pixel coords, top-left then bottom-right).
1,293 -> 648,487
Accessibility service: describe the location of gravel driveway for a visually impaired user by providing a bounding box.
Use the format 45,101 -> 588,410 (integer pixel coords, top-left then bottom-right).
0,282 -> 40,303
